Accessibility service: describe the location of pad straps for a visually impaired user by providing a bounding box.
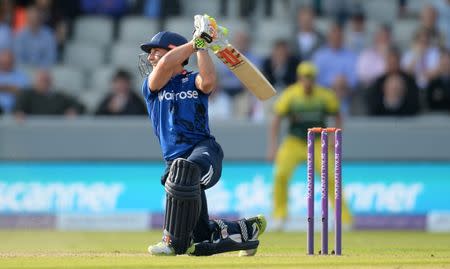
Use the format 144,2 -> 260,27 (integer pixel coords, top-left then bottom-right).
212,219 -> 229,240
238,219 -> 249,242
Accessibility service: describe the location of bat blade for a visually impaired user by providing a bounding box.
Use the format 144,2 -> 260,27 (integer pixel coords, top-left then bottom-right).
215,45 -> 276,101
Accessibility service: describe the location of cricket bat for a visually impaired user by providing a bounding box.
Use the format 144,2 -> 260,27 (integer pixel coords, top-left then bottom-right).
214,45 -> 277,101
196,15 -> 276,100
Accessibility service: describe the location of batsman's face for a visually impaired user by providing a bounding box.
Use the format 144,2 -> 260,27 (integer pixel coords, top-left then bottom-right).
148,48 -> 168,67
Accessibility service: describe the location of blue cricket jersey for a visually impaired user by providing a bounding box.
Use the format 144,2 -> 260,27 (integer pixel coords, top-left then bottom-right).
142,71 -> 213,160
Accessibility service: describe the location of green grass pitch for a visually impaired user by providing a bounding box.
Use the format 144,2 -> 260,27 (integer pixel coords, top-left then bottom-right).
0,230 -> 449,268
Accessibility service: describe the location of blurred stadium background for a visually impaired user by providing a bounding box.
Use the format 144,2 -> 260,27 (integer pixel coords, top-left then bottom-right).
0,0 -> 450,235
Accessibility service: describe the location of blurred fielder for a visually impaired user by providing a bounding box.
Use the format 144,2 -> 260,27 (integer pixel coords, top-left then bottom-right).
268,62 -> 353,230
138,14 -> 266,256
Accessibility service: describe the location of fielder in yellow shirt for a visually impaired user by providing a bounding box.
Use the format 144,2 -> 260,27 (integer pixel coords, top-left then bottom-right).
267,62 -> 352,230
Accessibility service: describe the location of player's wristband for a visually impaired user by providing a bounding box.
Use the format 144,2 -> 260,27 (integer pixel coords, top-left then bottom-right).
193,38 -> 207,51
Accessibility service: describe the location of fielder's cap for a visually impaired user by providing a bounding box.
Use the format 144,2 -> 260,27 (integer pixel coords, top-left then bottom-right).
297,61 -> 317,77
140,31 -> 188,53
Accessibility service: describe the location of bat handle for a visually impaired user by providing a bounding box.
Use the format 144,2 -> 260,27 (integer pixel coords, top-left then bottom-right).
200,32 -> 213,43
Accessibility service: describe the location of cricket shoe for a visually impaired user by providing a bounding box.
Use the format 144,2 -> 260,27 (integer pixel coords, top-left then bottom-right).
147,241 -> 175,256
239,214 -> 267,257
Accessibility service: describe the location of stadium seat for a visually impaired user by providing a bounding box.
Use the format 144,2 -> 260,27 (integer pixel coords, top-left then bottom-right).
88,65 -> 143,99
78,89 -> 108,114
251,44 -> 271,59
406,0 -> 425,15
393,19 -> 419,50
119,16 -> 159,45
364,0 -> 398,23
50,65 -> 85,95
110,43 -> 141,73
134,77 -> 145,95
271,0 -> 292,20
180,0 -> 221,17
73,16 -> 114,47
89,66 -> 117,91
164,17 -> 193,39
344,18 -> 378,36
315,17 -> 331,35
219,18 -> 250,34
255,19 -> 293,48
64,42 -> 105,72
365,19 -> 378,37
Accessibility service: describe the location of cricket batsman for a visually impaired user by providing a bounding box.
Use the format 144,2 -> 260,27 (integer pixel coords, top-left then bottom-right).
267,62 -> 353,230
138,14 -> 266,256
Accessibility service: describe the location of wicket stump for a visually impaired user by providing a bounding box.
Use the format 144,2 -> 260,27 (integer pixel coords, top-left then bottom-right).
307,127 -> 342,256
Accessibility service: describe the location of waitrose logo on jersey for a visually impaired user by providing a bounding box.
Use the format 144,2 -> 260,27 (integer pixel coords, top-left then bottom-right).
158,90 -> 199,101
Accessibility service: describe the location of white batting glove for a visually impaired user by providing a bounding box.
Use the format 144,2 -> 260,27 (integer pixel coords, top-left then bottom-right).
192,19 -> 229,52
193,14 -> 217,43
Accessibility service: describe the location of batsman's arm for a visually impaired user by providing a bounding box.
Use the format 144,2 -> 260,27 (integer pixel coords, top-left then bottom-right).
267,115 -> 281,162
148,42 -> 195,91
195,50 -> 216,94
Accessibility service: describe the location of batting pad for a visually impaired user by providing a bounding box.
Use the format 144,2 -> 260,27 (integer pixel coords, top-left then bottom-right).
164,158 -> 202,254
189,239 -> 260,256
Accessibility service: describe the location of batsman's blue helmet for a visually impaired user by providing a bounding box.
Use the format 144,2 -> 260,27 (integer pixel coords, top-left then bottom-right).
138,31 -> 189,76
140,31 -> 189,65
140,31 -> 188,52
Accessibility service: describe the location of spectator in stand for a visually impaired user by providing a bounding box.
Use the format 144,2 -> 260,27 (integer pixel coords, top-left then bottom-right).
345,8 -> 369,53
14,69 -> 84,118
0,0 -> 12,50
332,75 -> 353,115
0,49 -> 30,113
367,47 -> 420,116
217,31 -> 261,98
10,0 -> 27,31
80,0 -> 129,19
418,4 -> 446,48
313,22 -> 357,115
293,5 -> 324,61
262,39 -> 299,91
34,0 -> 81,62
138,0 -> 181,18
356,24 -> 392,87
426,50 -> 450,111
0,0 -> 12,20
313,22 -> 358,89
13,4 -> 56,68
401,29 -> 440,89
142,0 -> 161,18
95,69 -> 146,116
433,0 -> 450,49
325,0 -> 352,23
397,0 -> 407,17
36,0 -> 80,26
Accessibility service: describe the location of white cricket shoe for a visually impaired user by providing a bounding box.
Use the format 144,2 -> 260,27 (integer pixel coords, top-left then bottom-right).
148,242 -> 175,256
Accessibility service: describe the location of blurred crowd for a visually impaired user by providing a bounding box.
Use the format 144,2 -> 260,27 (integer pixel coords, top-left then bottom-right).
0,0 -> 449,121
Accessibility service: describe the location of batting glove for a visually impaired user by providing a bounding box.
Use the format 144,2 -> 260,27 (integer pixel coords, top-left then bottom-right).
193,14 -> 217,42
192,18 -> 229,53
